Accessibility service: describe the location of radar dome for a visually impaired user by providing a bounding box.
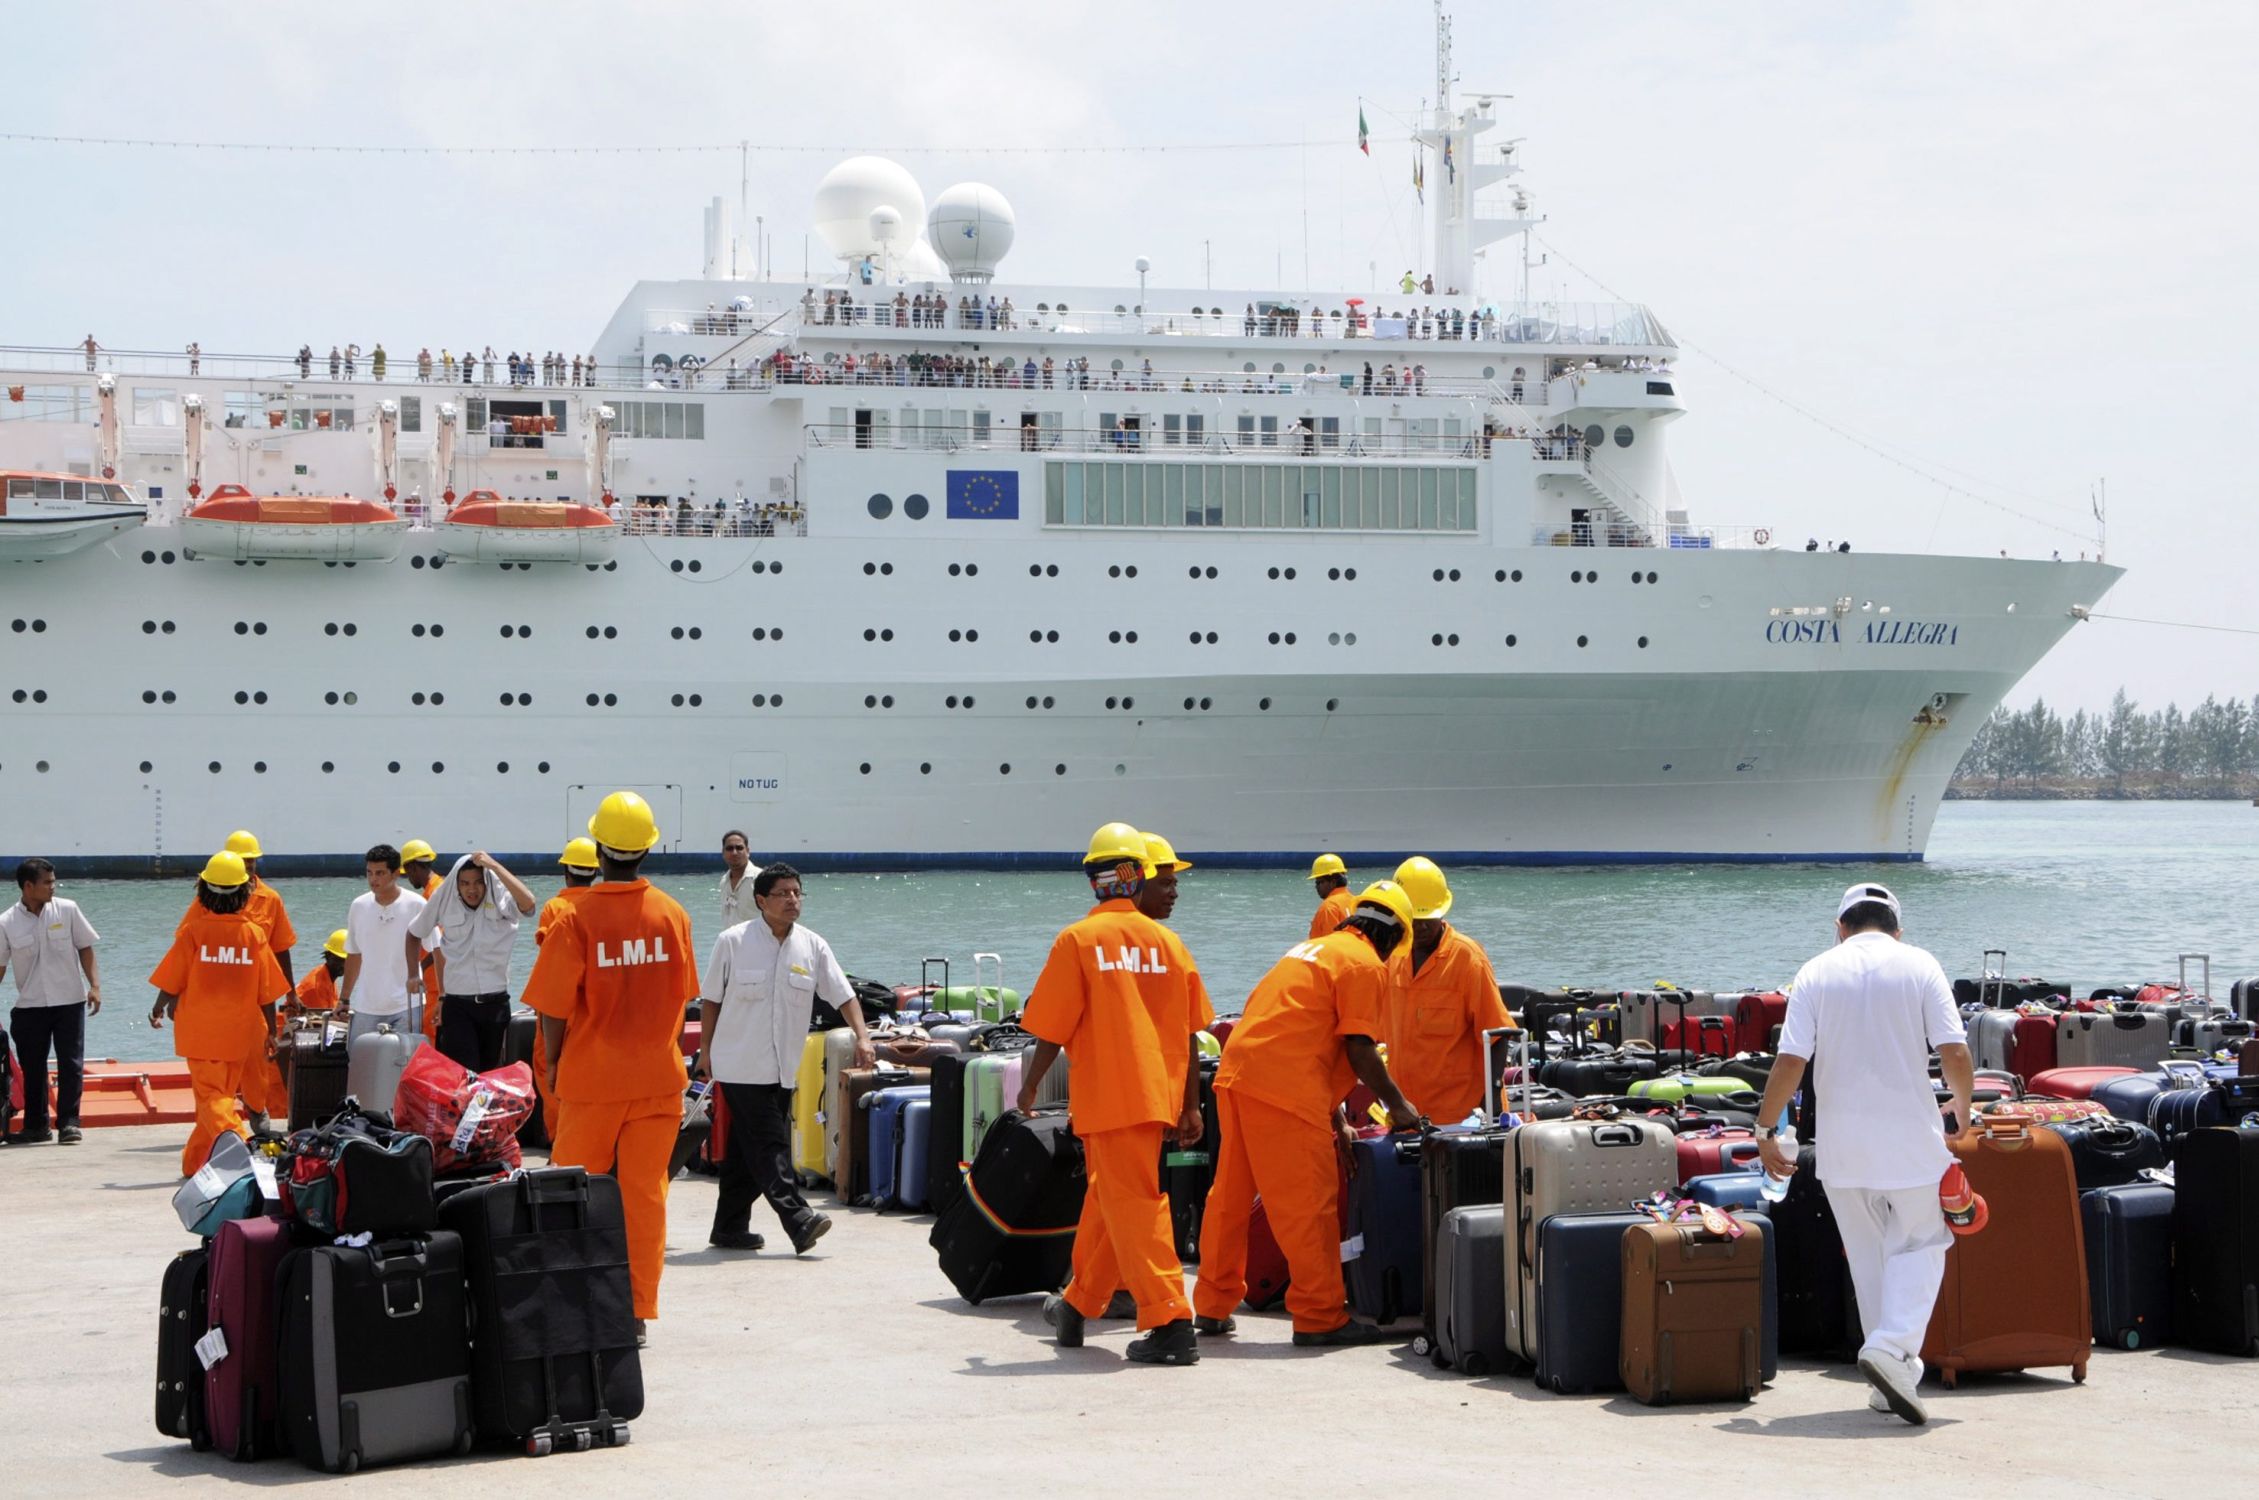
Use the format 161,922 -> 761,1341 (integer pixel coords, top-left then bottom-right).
812,157 -> 928,261
929,182 -> 1016,282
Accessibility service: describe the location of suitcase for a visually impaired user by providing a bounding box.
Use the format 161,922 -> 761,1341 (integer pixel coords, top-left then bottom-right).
2081,1183 -> 2175,1350
2147,1074 -> 2259,1152
1969,1009 -> 2058,1079
280,1028 -> 351,1129
2046,1115 -> 2164,1193
503,1009 -> 547,1149
1675,1127 -> 1762,1185
1505,1116 -> 1676,1364
896,1097 -> 938,1212
1535,1051 -> 1661,1098
925,1051 -> 976,1217
1418,1124 -> 1512,1353
2093,1070 -> 2171,1125
2026,1066 -> 2141,1100
1533,1210 -> 1647,1392
156,1246 -> 213,1448
1728,992 -> 1788,1055
823,1027 -> 960,1177
1162,1060 -> 1219,1261
1243,1197 -> 1293,1311
1500,986 -> 1581,1056
1921,1119 -> 2091,1387
930,1108 -> 1085,1304
790,1030 -> 830,1182
2175,1013 -> 2253,1056
963,1052 -> 1027,1164
276,1234 -> 476,1472
1684,1171 -> 1769,1212
437,1167 -> 643,1452
1620,1215 -> 1769,1403
1695,1054 -> 1777,1092
1770,1144 -> 1863,1359
1632,1074 -> 1760,1106
345,1015 -> 425,1122
1343,1131 -> 1424,1325
2169,1124 -> 2259,1356
2055,1010 -> 2172,1072
669,1082 -> 712,1179
839,1065 -> 931,1205
1658,1014 -> 1738,1063
206,1213 -> 291,1461
867,1084 -> 930,1211
1431,1204 -> 1510,1375
2234,978 -> 2259,1026
1618,988 -> 1727,1056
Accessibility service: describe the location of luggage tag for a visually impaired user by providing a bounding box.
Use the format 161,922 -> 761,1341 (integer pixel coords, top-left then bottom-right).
1339,1233 -> 1365,1263
251,1156 -> 280,1201
193,1326 -> 229,1371
451,1088 -> 495,1153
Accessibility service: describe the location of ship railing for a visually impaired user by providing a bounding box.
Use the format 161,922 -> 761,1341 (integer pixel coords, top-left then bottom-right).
0,345 -> 659,393
1529,522 -> 1771,551
802,423 -> 1491,462
617,506 -> 806,539
762,362 -> 1502,399
773,299 -> 1674,348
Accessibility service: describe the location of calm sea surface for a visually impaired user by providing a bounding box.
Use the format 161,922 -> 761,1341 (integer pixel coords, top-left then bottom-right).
39,800 -> 2259,1064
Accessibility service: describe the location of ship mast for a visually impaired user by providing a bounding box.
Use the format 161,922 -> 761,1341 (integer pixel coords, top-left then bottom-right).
1416,2 -> 1540,297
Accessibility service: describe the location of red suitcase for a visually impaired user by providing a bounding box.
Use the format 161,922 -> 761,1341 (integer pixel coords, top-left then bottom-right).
2007,1013 -> 2060,1080
2025,1066 -> 2140,1100
1730,993 -> 1788,1054
1921,1118 -> 2090,1388
1240,1125 -> 1363,1311
1676,1126 -> 1761,1185
206,1212 -> 291,1460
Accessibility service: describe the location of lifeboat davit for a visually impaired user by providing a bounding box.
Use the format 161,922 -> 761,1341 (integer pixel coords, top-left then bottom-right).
180,484 -> 407,562
0,470 -> 148,560
436,491 -> 618,563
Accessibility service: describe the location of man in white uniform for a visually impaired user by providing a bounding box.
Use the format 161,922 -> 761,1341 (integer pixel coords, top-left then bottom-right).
339,843 -> 429,1043
407,852 -> 534,1072
1,858 -> 102,1144
693,862 -> 872,1255
718,829 -> 761,934
1757,882 -> 1973,1426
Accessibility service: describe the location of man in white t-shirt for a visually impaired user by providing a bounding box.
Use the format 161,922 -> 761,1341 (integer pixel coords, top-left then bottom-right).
693,862 -> 871,1255
1757,882 -> 1973,1426
338,843 -> 429,1042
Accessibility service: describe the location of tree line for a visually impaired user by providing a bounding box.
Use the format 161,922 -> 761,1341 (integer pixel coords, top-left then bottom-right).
1954,691 -> 2259,790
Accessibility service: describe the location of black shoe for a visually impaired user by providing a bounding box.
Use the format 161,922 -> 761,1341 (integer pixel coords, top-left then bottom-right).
790,1213 -> 833,1256
1194,1315 -> 1237,1337
633,1319 -> 648,1348
57,1125 -> 83,1145
1043,1293 -> 1086,1348
5,1129 -> 52,1145
707,1230 -> 766,1251
1125,1319 -> 1200,1366
1292,1319 -> 1400,1348
1104,1290 -> 1138,1319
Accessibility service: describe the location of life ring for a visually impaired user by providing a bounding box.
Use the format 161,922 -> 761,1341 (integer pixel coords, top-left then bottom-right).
1754,527 -> 1772,546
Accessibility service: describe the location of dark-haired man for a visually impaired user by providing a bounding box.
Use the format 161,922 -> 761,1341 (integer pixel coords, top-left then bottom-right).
694,861 -> 871,1255
339,844 -> 428,1043
1756,882 -> 1973,1426
719,829 -> 762,933
2,858 -> 102,1145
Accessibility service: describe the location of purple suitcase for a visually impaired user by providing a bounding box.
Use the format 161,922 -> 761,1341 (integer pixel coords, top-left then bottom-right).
207,1212 -> 291,1460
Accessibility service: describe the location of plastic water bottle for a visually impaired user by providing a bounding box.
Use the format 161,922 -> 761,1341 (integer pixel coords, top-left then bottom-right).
1758,1122 -> 1799,1204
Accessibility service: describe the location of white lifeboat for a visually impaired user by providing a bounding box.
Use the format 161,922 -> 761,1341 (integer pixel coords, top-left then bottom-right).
179,485 -> 408,562
435,491 -> 619,563
0,470 -> 148,561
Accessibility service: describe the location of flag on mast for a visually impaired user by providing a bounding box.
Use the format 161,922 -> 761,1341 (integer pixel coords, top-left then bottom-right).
1413,154 -> 1424,204
1358,107 -> 1370,156
1444,137 -> 1455,182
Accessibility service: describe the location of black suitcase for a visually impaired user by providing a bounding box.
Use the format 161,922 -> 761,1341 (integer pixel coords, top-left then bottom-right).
1417,1124 -> 1510,1358
156,1245 -> 213,1448
276,1234 -> 475,1472
2047,1116 -> 2165,1194
925,1051 -> 976,1219
280,1033 -> 350,1129
2082,1182 -> 2175,1350
2170,1124 -> 2259,1356
1537,1051 -> 1661,1097
437,1166 -> 643,1452
503,1009 -> 547,1149
930,1108 -> 1085,1304
1770,1144 -> 1862,1359
1432,1204 -> 1510,1375
1162,1060 -> 1220,1262
1533,1210 -> 1647,1393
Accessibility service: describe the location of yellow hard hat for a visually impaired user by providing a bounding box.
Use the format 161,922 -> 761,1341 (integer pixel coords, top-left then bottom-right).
559,836 -> 600,871
1307,853 -> 1347,881
1394,856 -> 1453,919
587,791 -> 662,853
1351,879 -> 1416,938
399,838 -> 437,866
323,928 -> 349,959
1141,831 -> 1192,873
199,850 -> 250,889
1084,821 -> 1156,877
223,829 -> 264,860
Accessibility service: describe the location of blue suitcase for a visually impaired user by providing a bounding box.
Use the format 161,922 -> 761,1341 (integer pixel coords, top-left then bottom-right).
1684,1171 -> 1768,1213
896,1098 -> 937,1212
2148,1075 -> 2259,1152
1342,1132 -> 1423,1325
2081,1182 -> 2175,1349
2093,1071 -> 2169,1125
866,1085 -> 930,1211
1534,1210 -> 1647,1393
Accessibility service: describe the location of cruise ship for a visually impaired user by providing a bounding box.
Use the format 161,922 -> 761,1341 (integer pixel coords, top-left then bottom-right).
0,35 -> 2118,873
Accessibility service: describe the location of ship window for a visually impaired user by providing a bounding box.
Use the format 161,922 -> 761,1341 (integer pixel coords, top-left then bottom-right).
9,385 -> 91,421
904,493 -> 929,520
132,387 -> 181,425
1614,425 -> 1634,448
399,397 -> 421,433
868,493 -> 893,519
140,760 -> 153,773
1584,424 -> 1605,448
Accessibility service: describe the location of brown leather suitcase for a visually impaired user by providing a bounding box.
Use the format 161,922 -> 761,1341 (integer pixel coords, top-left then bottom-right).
1921,1118 -> 2091,1387
838,1066 -> 931,1205
1619,1214 -> 1766,1403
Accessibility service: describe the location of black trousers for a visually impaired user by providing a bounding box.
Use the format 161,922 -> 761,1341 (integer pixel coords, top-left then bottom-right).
12,1003 -> 86,1132
437,993 -> 510,1073
713,1081 -> 815,1237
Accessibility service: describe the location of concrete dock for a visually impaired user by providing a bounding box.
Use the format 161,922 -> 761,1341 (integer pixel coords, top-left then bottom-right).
1,1124 -> 2238,1497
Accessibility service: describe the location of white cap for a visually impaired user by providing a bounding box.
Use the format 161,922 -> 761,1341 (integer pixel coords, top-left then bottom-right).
1837,882 -> 1902,922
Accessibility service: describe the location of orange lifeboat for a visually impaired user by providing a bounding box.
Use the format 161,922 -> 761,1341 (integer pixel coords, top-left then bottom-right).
58,1060 -> 200,1127
436,489 -> 618,564
180,483 -> 407,562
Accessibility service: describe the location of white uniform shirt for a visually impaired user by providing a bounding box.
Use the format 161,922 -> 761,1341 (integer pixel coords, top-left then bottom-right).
719,866 -> 763,933
701,919 -> 852,1086
1,896 -> 98,1007
344,889 -> 428,1015
407,861 -> 521,996
1778,930 -> 1966,1191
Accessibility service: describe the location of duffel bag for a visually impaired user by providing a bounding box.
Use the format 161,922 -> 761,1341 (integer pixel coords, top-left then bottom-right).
281,1103 -> 437,1238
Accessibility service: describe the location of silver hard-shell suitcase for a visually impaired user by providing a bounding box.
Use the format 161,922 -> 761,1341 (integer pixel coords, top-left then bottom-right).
1505,1115 -> 1676,1364
345,1006 -> 424,1120
2056,1011 -> 2172,1071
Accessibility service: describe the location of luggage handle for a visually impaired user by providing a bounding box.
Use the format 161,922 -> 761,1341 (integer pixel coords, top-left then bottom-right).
2179,953 -> 2210,1006
920,957 -> 950,1001
1585,1122 -> 1642,1147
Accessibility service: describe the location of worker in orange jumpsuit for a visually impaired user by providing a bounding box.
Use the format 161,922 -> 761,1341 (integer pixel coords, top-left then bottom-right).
401,839 -> 444,1041
1194,880 -> 1425,1345
184,832 -> 298,1132
527,837 -> 601,1141
1383,857 -> 1513,1125
523,796 -> 696,1346
1306,853 -> 1357,940
147,851 -> 291,1176
1015,822 -> 1212,1366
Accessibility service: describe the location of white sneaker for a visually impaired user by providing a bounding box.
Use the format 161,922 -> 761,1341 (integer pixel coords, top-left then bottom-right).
1857,1349 -> 1928,1425
1868,1387 -> 1892,1414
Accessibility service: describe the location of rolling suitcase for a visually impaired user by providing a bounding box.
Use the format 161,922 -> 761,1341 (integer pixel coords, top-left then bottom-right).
2055,1010 -> 2172,1072
1620,1214 -> 1770,1403
823,1027 -> 959,1180
2026,1066 -> 2140,1100
1505,1115 -> 1676,1365
1533,1210 -> 1647,1393
1969,1008 -> 2058,1079
1161,1059 -> 1219,1261
2234,978 -> 2259,1026
156,1246 -> 212,1448
1431,1205 -> 1510,1375
1343,1131 -> 1423,1325
2046,1115 -> 2164,1193
925,1052 -> 976,1217
1418,1124 -> 1512,1354
790,1031 -> 830,1183
2081,1182 -> 2175,1350
2169,1124 -> 2259,1356
280,1022 -> 351,1129
2147,1073 -> 2259,1151
503,1009 -> 547,1149
2093,1070 -> 2170,1125
1921,1118 -> 2090,1387
1769,1144 -> 1862,1359
896,1096 -> 937,1212
1658,1014 -> 1737,1063
1629,1074 -> 1758,1106
345,1010 -> 425,1122
963,1052 -> 1027,1163
1617,988 -> 1714,1049
1684,1171 -> 1768,1212
206,1212 -> 291,1461
276,1234 -> 475,1472
839,1065 -> 931,1205
1536,1051 -> 1661,1098
1674,1126 -> 1762,1185
437,1167 -> 643,1452
1728,992 -> 1788,1054
930,1108 -> 1085,1304
669,1083 -> 712,1179
866,1084 -> 930,1211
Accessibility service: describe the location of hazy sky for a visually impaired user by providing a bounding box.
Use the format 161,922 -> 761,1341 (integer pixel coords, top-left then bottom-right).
6,1 -> 2253,711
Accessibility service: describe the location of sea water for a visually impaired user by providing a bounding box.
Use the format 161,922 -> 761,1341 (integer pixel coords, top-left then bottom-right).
40,800 -> 2259,1064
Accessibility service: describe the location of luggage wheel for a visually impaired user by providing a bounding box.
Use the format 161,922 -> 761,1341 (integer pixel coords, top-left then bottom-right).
1410,1334 -> 1433,1358
2073,1365 -> 2087,1384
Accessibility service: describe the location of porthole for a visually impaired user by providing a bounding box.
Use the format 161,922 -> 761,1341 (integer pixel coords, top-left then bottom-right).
1054,764 -> 1066,776
141,551 -> 155,564
1106,696 -> 1118,710
754,694 -> 768,707
949,563 -> 962,577
1433,569 -> 1447,582
669,560 -> 685,574
904,494 -> 930,520
1199,697 -> 1212,709
1109,565 -> 1121,578
413,623 -> 427,637
412,692 -> 426,705
234,621 -> 249,636
919,762 -> 932,775
139,760 -> 153,773
1267,568 -> 1279,580
867,493 -> 893,519
1449,569 -> 1461,581
752,561 -> 767,574
1183,697 -> 1195,710
965,563 -> 977,576
497,762 -> 510,773
1259,698 -> 1272,710
412,555 -> 426,570
1630,572 -> 1643,585
321,761 -> 335,773
35,760 -> 49,772
142,691 -> 157,704
538,761 -> 551,773
9,691 -> 22,703
1206,566 -> 1218,578
1325,699 -> 1339,711
1511,569 -> 1524,583
1447,634 -> 1459,645
1587,573 -> 1598,586
1577,635 -> 1589,648
865,695 -> 877,707
1614,425 -> 1634,448
864,563 -> 877,576
1638,637 -> 1650,648
234,691 -> 249,704
604,694 -> 617,706
587,694 -> 600,706
1268,632 -> 1280,644
388,761 -> 402,773
253,761 -> 267,774
860,763 -> 872,775
998,763 -> 1011,775
951,629 -> 963,642
671,694 -> 684,706
209,761 -> 222,773
689,560 -> 703,574
325,623 -> 339,636
143,620 -> 158,634
162,551 -> 176,564
1571,570 -> 1583,584
1581,425 -> 1604,449
1647,571 -> 1659,583
1506,634 -> 1518,647
1126,565 -> 1139,579
326,692 -> 339,705
344,692 -> 357,705
883,695 -> 894,707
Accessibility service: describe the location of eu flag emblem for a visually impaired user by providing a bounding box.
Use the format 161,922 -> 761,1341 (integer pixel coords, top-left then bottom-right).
946,469 -> 1019,519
